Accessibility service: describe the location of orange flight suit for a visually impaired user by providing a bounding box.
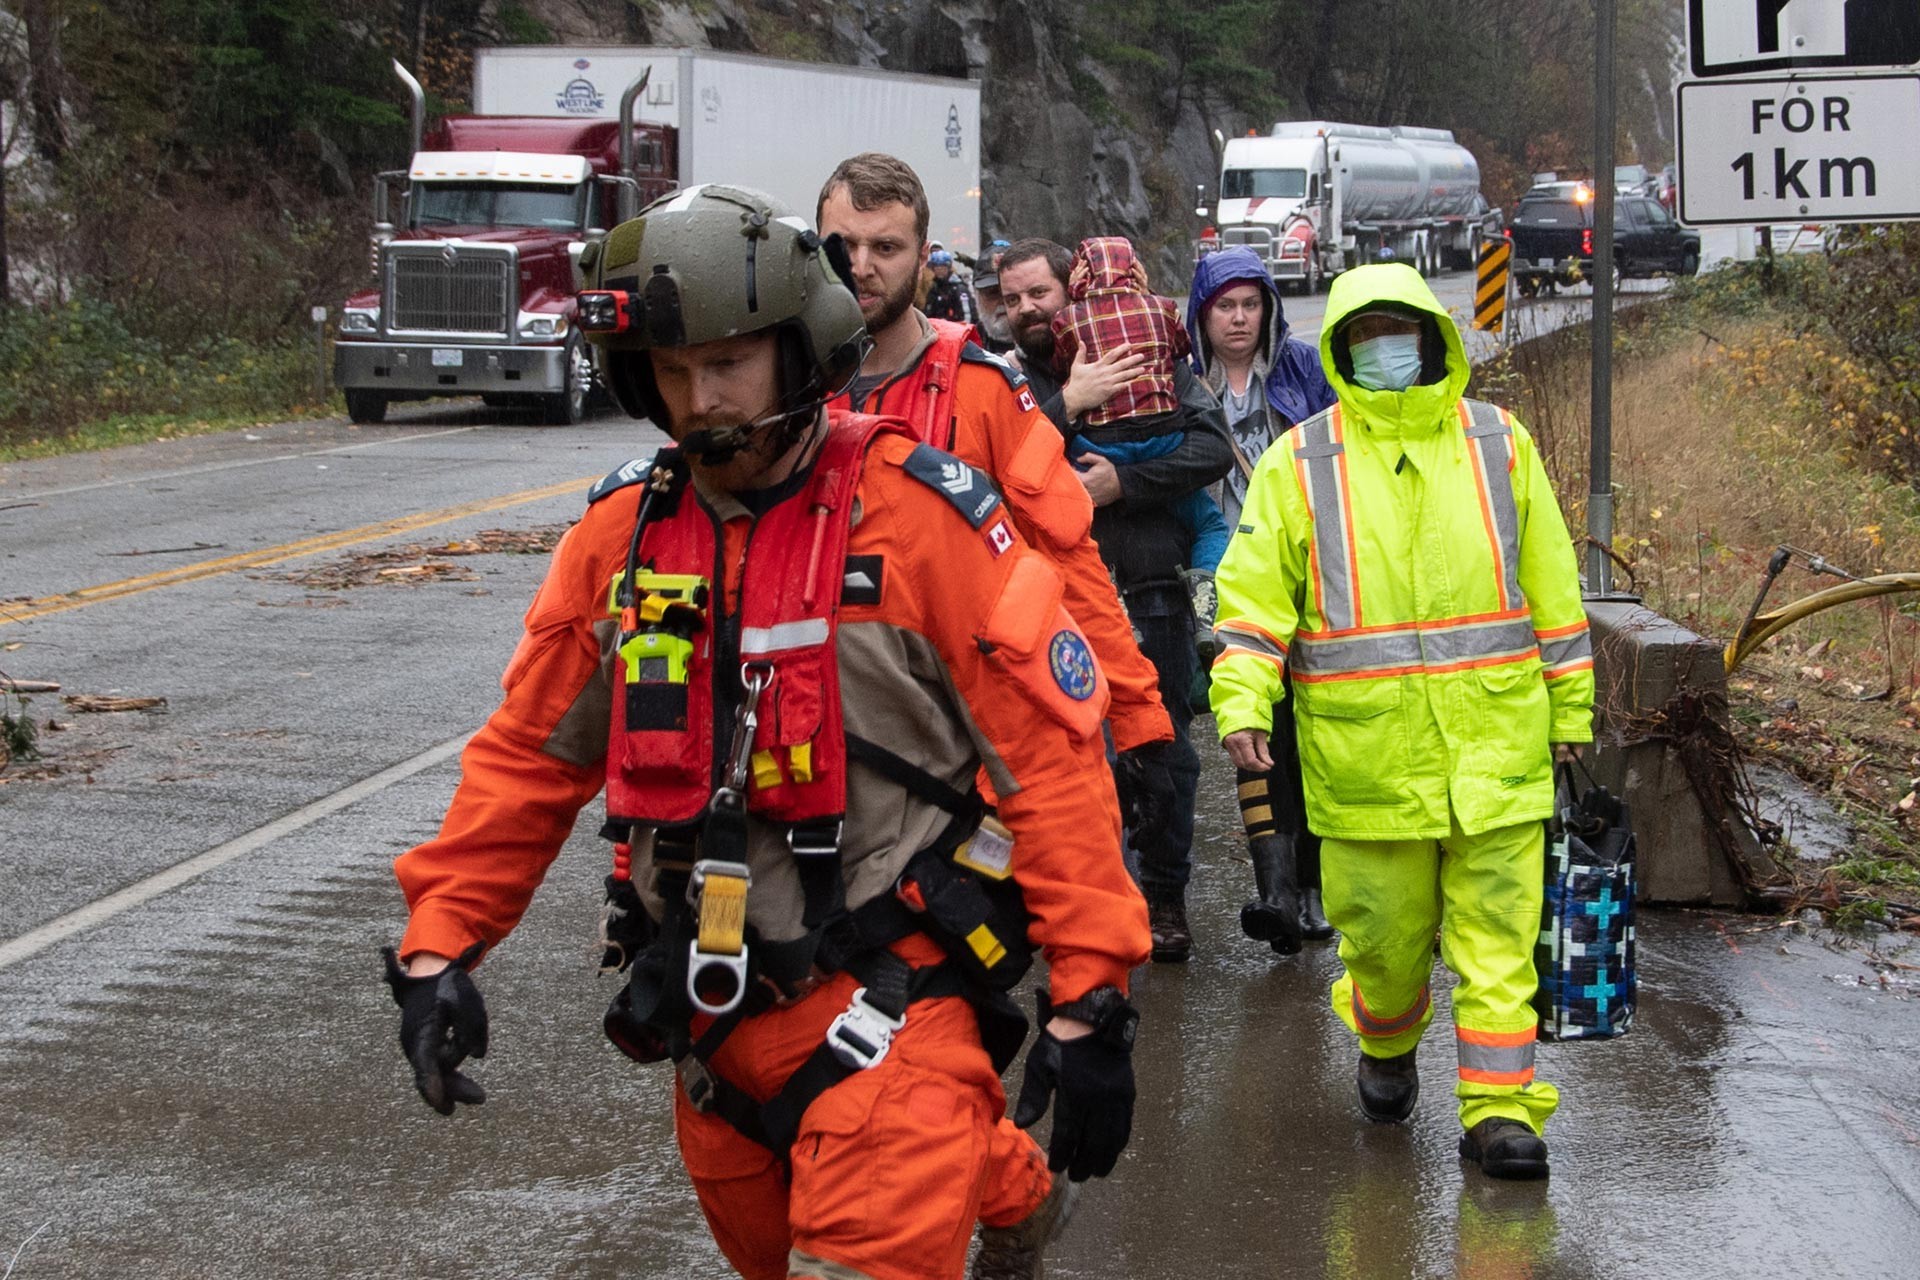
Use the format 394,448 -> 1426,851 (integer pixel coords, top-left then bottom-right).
395,417 -> 1149,1280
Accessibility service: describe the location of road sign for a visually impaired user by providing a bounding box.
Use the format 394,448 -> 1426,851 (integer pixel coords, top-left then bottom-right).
1689,0 -> 1920,78
1676,73 -> 1920,223
1473,240 -> 1509,333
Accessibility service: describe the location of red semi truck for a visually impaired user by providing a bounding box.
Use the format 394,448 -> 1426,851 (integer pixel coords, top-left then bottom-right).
333,63 -> 671,424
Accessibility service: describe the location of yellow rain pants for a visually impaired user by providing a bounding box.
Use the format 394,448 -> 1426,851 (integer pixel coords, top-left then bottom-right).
1322,814 -> 1560,1134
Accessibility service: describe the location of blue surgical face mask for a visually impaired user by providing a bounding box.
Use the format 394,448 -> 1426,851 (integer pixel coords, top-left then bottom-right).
1350,333 -> 1424,392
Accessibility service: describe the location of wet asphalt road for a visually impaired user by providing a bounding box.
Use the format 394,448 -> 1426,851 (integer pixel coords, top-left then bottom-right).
2,386 -> 1916,1278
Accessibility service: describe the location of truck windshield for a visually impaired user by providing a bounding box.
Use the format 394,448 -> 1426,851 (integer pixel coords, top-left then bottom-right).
411,182 -> 587,231
1223,168 -> 1308,200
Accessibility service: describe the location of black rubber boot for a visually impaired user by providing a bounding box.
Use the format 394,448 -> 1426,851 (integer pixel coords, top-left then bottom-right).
1356,1049 -> 1420,1123
1239,834 -> 1304,955
1299,887 -> 1334,941
1458,1118 -> 1550,1180
1148,898 -> 1192,964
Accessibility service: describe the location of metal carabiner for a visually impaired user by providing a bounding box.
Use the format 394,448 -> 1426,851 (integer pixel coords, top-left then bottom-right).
723,662 -> 774,792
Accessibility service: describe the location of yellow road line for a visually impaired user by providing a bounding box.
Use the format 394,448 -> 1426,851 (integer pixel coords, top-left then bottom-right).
1,476 -> 593,626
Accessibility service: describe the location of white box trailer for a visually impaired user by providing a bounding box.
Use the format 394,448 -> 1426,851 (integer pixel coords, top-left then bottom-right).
472,46 -> 983,258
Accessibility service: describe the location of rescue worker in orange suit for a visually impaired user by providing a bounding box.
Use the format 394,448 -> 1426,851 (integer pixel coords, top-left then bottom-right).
814,154 -> 1202,903
380,185 -> 1151,1280
813,154 -> 1188,1276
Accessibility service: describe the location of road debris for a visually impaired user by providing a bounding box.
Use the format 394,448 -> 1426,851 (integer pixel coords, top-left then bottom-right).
105,542 -> 225,557
265,523 -> 572,591
62,695 -> 167,714
0,678 -> 59,693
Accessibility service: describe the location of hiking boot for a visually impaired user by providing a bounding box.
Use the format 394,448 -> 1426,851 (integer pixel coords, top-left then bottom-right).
1147,898 -> 1192,964
1299,887 -> 1335,941
1356,1049 -> 1419,1123
1458,1117 -> 1550,1180
970,1174 -> 1080,1280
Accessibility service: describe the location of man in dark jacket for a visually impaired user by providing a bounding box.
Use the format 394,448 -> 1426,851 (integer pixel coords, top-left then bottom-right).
925,249 -> 977,325
997,236 -> 1232,963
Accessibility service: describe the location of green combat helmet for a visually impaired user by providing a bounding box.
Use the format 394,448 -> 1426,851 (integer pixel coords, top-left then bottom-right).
575,184 -> 868,461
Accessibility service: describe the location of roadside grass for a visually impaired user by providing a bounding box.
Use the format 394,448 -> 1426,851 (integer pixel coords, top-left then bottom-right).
0,401 -> 340,463
0,299 -> 340,461
1475,278 -> 1920,913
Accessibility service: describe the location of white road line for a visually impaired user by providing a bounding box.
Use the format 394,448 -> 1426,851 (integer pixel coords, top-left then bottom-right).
0,732 -> 470,970
4,426 -> 479,501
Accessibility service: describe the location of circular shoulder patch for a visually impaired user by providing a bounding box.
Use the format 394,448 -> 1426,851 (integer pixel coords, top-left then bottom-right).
1048,630 -> 1097,702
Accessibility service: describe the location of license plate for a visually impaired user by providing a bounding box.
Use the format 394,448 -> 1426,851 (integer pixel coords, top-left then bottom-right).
1535,257 -> 1555,269
431,348 -> 463,368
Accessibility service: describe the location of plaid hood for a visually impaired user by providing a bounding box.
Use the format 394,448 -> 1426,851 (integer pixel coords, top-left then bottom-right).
1068,237 -> 1138,300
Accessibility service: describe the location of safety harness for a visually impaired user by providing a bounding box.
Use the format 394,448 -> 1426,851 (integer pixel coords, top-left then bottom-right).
594,416 -> 1032,1156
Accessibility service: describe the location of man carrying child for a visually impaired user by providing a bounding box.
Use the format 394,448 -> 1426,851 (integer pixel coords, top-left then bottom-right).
997,235 -> 1231,962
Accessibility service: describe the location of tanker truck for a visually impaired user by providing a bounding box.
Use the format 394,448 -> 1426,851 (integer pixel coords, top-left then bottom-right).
1197,122 -> 1501,293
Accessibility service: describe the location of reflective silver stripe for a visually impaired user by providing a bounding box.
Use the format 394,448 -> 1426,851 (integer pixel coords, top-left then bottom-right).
740,618 -> 829,654
1353,982 -> 1430,1037
1457,1036 -> 1536,1081
1538,629 -> 1593,670
1293,409 -> 1357,632
1214,621 -> 1287,662
1464,400 -> 1524,612
1292,615 -> 1539,677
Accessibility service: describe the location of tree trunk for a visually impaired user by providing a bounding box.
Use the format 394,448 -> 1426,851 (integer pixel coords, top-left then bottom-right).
0,165 -> 12,308
21,0 -> 67,165
1303,0 -> 1339,115
414,0 -> 430,75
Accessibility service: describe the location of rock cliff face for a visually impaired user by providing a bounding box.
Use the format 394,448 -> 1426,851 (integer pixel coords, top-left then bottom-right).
516,0 -> 1223,283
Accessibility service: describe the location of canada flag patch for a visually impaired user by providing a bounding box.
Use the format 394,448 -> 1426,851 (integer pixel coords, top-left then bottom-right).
986,519 -> 1015,556
1016,388 -> 1037,414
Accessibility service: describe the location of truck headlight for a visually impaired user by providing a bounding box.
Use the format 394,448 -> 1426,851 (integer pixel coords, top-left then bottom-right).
340,309 -> 378,334
517,312 -> 568,340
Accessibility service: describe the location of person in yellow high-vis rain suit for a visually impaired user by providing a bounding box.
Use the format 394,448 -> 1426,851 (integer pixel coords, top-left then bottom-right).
1209,262 -> 1594,1180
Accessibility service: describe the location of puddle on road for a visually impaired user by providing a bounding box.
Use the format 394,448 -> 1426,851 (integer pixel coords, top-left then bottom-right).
1748,761 -> 1854,863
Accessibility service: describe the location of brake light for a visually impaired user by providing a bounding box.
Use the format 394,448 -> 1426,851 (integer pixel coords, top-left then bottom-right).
576,290 -> 635,334
1581,228 -> 1593,256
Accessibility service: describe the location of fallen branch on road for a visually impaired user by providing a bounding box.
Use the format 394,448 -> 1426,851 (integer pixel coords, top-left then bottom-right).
62,694 -> 167,713
104,542 -> 225,557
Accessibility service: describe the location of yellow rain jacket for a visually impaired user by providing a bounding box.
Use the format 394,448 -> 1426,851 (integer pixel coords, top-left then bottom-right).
1209,264 -> 1594,841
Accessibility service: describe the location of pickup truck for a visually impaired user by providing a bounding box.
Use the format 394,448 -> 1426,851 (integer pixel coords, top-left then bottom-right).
1509,189 -> 1700,296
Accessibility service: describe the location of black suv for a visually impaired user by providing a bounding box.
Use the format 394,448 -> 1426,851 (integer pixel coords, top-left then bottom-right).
1509,191 -> 1701,296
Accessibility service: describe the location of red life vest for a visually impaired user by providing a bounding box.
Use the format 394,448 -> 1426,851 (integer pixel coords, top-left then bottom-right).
605,415 -> 897,829
854,318 -> 974,449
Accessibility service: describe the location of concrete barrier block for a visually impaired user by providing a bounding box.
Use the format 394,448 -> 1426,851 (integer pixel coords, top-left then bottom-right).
1584,599 -> 1753,906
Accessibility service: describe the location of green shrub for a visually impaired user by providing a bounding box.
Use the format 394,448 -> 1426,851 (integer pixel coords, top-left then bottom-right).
0,296 -> 317,448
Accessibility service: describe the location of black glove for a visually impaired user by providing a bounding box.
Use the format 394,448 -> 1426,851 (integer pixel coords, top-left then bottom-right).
382,941 -> 489,1116
1012,990 -> 1138,1181
1112,741 -> 1176,857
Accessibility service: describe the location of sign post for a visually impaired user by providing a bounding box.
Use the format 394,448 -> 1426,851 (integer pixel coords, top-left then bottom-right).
311,305 -> 329,405
1588,0 -> 1618,596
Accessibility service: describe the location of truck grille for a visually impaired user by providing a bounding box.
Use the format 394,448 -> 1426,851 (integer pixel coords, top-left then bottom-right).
386,248 -> 513,336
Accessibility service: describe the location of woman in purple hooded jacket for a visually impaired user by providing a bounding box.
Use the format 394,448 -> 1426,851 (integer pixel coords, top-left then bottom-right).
1186,244 -> 1338,954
